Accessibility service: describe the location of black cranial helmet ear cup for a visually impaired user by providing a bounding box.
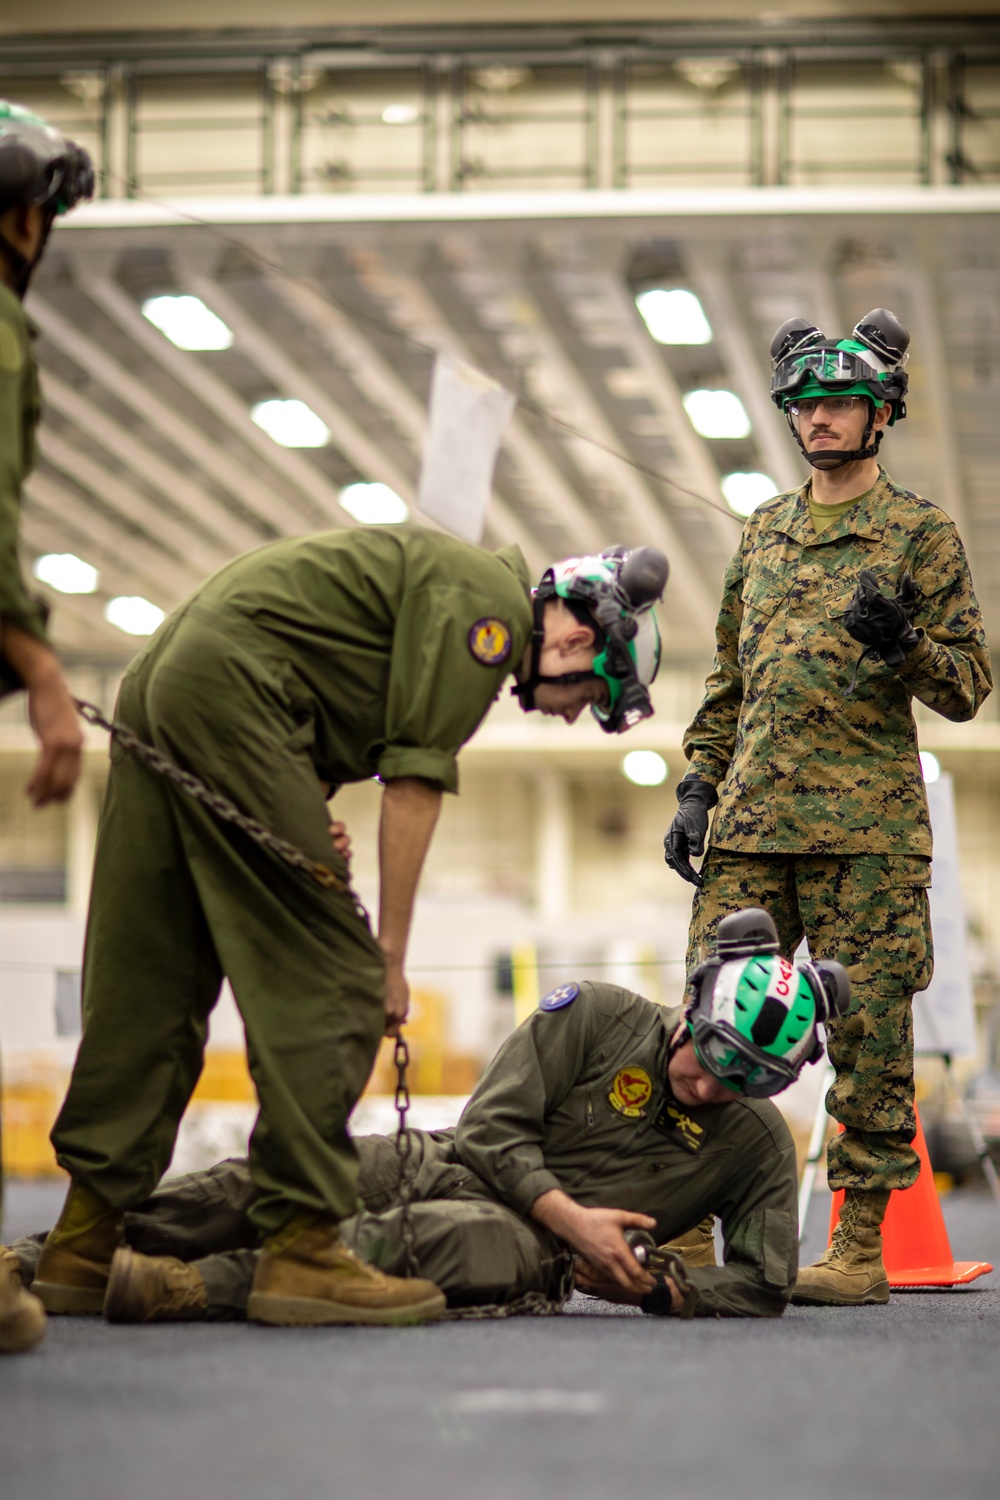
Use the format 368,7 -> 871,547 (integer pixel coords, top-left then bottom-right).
619,547 -> 669,609
770,318 -> 825,366
852,308 -> 910,368
799,959 -> 852,1025
715,907 -> 780,961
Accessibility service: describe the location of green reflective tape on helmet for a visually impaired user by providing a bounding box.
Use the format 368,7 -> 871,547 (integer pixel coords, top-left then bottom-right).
687,953 -> 822,1098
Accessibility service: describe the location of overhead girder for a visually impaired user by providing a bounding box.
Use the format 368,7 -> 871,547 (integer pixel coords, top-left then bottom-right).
442,247 -> 718,634
24,469 -> 203,606
262,270 -> 546,572
348,248 -> 608,560
31,287 -> 297,542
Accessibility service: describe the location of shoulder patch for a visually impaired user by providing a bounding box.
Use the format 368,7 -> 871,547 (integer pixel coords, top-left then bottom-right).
468,617 -> 512,667
539,982 -> 579,1012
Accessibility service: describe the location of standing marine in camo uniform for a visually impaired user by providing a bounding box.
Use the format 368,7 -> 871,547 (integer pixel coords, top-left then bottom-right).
663,308 -> 991,1306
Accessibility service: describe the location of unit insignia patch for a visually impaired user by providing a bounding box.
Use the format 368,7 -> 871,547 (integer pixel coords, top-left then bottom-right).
608,1065 -> 653,1119
468,617 -> 512,666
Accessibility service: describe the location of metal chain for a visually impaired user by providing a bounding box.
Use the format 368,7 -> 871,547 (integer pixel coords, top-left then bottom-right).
392,1032 -> 421,1279
73,698 -> 368,913
441,1254 -> 575,1321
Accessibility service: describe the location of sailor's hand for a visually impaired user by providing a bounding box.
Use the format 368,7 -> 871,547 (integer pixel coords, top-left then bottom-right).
574,1259 -> 682,1311
328,818 -> 352,865
382,959 -> 410,1037
531,1191 -> 657,1295
26,671 -> 84,807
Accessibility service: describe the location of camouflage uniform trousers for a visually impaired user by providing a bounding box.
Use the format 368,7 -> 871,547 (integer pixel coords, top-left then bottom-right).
688,850 -> 933,1192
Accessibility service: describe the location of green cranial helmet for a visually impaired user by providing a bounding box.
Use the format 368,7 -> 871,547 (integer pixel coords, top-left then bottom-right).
686,908 -> 851,1098
0,100 -> 94,299
769,310 -> 910,470
514,546 -> 668,733
0,101 -> 94,216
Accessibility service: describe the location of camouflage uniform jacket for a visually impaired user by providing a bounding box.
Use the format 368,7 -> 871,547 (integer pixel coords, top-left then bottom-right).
456,983 -> 799,1317
682,468 -> 991,854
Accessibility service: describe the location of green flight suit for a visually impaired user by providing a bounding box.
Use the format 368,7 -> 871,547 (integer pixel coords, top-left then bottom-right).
683,469 -> 992,1192
50,526 -> 532,1237
0,283 -> 49,695
0,283 -> 50,1222
27,987 -> 799,1318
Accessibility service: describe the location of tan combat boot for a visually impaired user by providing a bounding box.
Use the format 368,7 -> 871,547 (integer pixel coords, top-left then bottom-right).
791,1189 -> 891,1306
0,1246 -> 46,1354
33,1182 -> 123,1315
103,1246 -> 208,1324
248,1219 -> 446,1327
662,1217 -> 717,1269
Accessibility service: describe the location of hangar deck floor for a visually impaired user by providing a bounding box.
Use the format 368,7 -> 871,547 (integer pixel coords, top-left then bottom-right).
3,1179 -> 998,1500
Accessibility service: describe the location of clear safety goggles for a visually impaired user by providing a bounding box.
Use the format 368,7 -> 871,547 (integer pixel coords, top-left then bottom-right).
786,394 -> 870,419
688,1016 -> 798,1100
772,347 -> 881,398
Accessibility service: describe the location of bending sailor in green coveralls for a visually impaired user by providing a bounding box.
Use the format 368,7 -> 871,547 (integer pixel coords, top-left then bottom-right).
35,537 -> 667,1327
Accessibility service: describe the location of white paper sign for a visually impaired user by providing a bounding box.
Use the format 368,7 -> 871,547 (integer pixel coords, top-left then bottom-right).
914,773 -> 978,1057
418,354 -> 516,543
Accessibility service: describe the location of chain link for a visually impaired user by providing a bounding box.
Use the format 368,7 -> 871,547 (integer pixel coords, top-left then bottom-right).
441,1254 -> 575,1321
74,698 -> 370,916
392,1032 -> 421,1279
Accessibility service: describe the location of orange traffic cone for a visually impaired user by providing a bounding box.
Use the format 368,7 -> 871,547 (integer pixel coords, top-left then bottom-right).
828,1107 -> 993,1287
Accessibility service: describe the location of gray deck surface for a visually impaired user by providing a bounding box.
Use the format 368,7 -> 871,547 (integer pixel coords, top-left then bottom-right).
3,1178 -> 999,1500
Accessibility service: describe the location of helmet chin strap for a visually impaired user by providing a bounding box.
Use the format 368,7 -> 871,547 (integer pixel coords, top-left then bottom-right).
0,214 -> 53,300
511,593 -> 602,711
786,399 -> 883,471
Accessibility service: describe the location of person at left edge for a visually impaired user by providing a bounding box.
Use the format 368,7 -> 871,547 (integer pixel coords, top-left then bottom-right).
34,537 -> 668,1328
0,102 -> 93,1356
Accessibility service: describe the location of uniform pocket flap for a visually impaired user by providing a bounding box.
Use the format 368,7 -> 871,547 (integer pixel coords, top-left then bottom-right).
741,576 -> 789,618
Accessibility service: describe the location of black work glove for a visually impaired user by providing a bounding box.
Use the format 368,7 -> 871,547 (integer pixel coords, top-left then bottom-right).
843,569 -> 920,668
663,777 -> 718,888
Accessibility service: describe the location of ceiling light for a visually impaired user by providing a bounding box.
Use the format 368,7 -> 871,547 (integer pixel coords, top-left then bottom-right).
141,294 -> 233,351
682,389 -> 751,440
381,103 -> 419,125
340,482 -> 409,525
32,552 -> 98,594
919,751 -> 941,784
621,750 -> 668,787
251,398 -> 330,449
104,596 -> 165,637
722,472 -> 777,518
635,288 -> 712,345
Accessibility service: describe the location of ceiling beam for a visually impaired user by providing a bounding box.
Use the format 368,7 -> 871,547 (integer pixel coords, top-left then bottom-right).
262,270 -> 546,572
185,272 -> 405,524
30,288 -> 298,540
24,469 -> 202,605
906,265 -> 971,538
39,430 -> 226,580
588,272 -> 746,556
686,263 -> 802,495
456,258 -> 718,633
351,250 -> 607,559
66,278 -> 340,532
40,371 -> 265,559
